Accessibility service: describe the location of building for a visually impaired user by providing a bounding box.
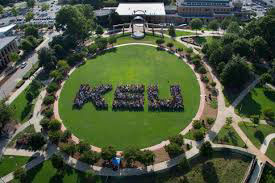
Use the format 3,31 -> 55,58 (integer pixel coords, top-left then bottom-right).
176,0 -> 234,22
0,36 -> 18,69
0,24 -> 16,37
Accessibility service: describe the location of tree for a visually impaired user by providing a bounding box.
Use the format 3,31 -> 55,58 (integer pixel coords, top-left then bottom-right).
27,0 -> 35,9
168,25 -> 176,38
108,36 -> 117,47
101,146 -> 116,161
80,151 -> 100,165
28,133 -> 46,150
51,154 -> 64,170
260,73 -> 272,85
232,38 -> 252,58
249,36 -> 268,60
226,22 -> 240,34
190,18 -> 203,35
169,134 -> 184,146
137,150 -> 155,166
95,37 -> 108,51
67,52 -> 86,66
124,147 -> 139,167
156,39 -> 165,47
25,11 -> 34,22
263,108 -> 274,121
95,25 -> 104,35
88,44 -> 97,55
192,120 -> 202,129
200,141 -> 213,157
208,19 -> 219,32
251,116 -> 260,126
221,17 -> 231,30
60,143 -> 77,156
165,143 -> 184,157
226,117 -> 233,126
0,100 -> 14,128
193,130 -> 204,141
25,25 -> 39,38
41,3 -> 49,11
9,52 -> 20,63
177,157 -> 190,173
61,130 -> 72,142
53,44 -> 66,59
40,118 -> 50,130
0,5 -> 3,15
38,48 -> 57,71
21,39 -> 33,53
11,7 -> 18,17
77,141 -> 90,153
166,42 -> 174,50
221,55 -> 251,88
49,120 -> 61,131
48,131 -> 62,144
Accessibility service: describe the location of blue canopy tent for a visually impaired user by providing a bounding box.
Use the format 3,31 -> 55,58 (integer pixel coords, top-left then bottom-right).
112,157 -> 121,168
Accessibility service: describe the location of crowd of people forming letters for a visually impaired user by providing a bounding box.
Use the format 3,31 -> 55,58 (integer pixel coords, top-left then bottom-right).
73,84 -> 184,111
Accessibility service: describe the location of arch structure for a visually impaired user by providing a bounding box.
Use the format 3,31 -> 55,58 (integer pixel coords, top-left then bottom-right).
131,10 -> 148,39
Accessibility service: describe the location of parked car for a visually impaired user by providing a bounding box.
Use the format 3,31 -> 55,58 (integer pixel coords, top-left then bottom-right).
20,62 -> 27,69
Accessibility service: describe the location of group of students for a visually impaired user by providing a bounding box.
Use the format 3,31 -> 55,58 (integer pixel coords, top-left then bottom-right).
74,84 -> 112,109
112,84 -> 145,111
148,85 -> 184,111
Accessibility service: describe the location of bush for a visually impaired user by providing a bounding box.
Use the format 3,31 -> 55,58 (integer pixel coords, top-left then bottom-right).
51,154 -> 64,169
200,141 -> 213,157
123,147 -> 140,166
192,120 -> 202,129
61,130 -> 72,142
40,118 -> 50,130
165,143 -> 184,158
197,66 -> 207,74
43,107 -> 53,118
60,143 -> 77,156
156,39 -> 165,45
77,141 -> 90,153
201,75 -> 209,83
88,44 -> 97,55
177,157 -> 190,173
137,150 -> 155,166
263,108 -> 274,121
186,47 -> 193,54
47,82 -> 59,93
206,117 -> 215,125
193,130 -> 204,141
28,132 -> 46,150
169,134 -> 184,146
49,120 -> 61,131
251,116 -> 260,125
43,95 -> 55,105
80,151 -> 100,165
101,146 -> 116,161
16,80 -> 25,88
48,131 -> 62,144
210,81 -> 216,87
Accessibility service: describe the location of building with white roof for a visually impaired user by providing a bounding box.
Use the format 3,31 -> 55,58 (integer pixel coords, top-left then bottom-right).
0,24 -> 16,37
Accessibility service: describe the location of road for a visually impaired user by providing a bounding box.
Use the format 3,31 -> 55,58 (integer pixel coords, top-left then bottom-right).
0,31 -> 59,100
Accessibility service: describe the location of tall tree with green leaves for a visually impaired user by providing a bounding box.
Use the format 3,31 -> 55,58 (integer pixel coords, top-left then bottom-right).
27,0 -> 35,9
190,18 -> 203,35
168,25 -> 176,38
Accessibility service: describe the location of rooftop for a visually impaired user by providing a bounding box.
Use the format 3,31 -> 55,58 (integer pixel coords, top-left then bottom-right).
116,3 -> 166,16
183,0 -> 229,2
94,9 -> 113,17
0,36 -> 17,50
0,24 -> 16,34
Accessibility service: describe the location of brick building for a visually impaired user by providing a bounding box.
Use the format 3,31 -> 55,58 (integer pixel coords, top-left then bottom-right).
0,36 -> 18,69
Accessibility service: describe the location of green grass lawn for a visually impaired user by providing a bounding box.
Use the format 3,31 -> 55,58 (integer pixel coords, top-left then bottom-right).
236,86 -> 275,119
114,33 -> 188,51
11,152 -> 250,183
239,122 -> 275,149
266,138 -> 275,162
164,30 -> 194,37
7,125 -> 35,148
10,86 -> 34,124
59,45 -> 200,150
213,125 -> 246,147
0,155 -> 32,177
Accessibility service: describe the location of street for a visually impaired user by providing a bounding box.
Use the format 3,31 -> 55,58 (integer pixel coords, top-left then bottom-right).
0,31 -> 59,100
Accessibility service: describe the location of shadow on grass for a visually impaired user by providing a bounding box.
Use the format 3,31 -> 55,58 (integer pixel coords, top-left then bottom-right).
254,130 -> 264,144
263,89 -> 275,102
23,162 -> 44,183
20,103 -> 33,121
235,92 -> 262,117
228,130 -> 238,146
201,162 -> 219,183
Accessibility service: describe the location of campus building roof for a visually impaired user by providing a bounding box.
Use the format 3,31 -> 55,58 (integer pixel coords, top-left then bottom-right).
116,3 -> 166,16
0,36 -> 16,50
0,24 -> 16,35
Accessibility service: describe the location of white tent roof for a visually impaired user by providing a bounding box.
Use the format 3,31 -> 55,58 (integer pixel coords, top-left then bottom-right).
0,24 -> 16,34
116,3 -> 166,16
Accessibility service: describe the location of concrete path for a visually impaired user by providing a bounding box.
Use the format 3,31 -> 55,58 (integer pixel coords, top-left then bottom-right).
260,133 -> 275,154
3,148 -> 43,157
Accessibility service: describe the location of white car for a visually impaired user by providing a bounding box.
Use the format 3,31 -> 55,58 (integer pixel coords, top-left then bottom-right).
20,62 -> 27,69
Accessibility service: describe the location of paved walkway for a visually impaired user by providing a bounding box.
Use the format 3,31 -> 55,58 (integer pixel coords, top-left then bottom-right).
260,133 -> 275,154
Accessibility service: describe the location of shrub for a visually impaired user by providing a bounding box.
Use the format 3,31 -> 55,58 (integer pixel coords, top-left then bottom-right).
165,143 -> 184,158
51,154 -> 64,169
77,141 -> 91,153
101,146 -> 116,161
156,39 -> 165,45
60,143 -> 77,156
193,130 -> 204,141
28,132 -> 46,150
226,117 -> 233,126
169,134 -> 184,146
43,95 -> 55,105
177,157 -> 190,173
80,151 -> 100,165
48,131 -> 62,144
61,130 -> 72,142
251,116 -> 260,125
43,107 -> 53,118
263,108 -> 274,121
40,118 -> 50,130
192,58 -> 201,67
124,147 -> 140,166
206,117 -> 215,125
88,44 -> 97,55
197,66 -> 207,74
49,120 -> 61,131
192,120 -> 202,129
201,75 -> 209,83
210,81 -> 216,87
47,82 -> 59,93
200,141 -> 213,157
137,150 -> 155,166
166,42 -> 174,48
